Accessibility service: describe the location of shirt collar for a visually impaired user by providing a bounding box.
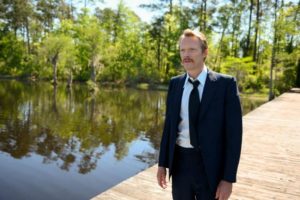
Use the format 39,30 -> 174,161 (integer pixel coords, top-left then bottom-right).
184,65 -> 208,88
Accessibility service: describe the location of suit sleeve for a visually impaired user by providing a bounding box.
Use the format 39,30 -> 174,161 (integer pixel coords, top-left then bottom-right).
158,79 -> 174,168
223,77 -> 243,182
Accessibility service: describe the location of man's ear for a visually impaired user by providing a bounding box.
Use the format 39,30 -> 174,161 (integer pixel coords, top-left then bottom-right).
202,48 -> 208,61
203,48 -> 208,57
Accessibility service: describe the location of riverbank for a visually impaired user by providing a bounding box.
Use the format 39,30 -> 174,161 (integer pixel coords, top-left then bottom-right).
0,77 -> 271,96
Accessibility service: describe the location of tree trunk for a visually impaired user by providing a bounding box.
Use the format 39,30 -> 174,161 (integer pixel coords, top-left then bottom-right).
165,0 -> 173,78
113,7 -> 121,43
231,27 -> 236,57
296,58 -> 300,87
52,53 -> 59,86
90,55 -> 97,82
70,0 -> 74,19
231,1 -> 241,57
25,17 -> 31,54
91,64 -> 96,83
67,69 -> 73,88
215,16 -> 229,69
269,0 -> 278,101
245,0 -> 254,57
198,0 -> 207,32
157,36 -> 161,70
179,0 -> 184,30
169,0 -> 173,14
52,85 -> 58,114
253,0 -> 260,62
286,0 -> 299,53
203,0 -> 207,31
199,1 -> 204,31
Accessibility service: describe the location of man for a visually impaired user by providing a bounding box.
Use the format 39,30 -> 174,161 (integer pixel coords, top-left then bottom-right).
157,29 -> 243,200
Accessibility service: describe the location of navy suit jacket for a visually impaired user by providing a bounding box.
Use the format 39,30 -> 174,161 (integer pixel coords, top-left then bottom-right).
158,69 -> 243,193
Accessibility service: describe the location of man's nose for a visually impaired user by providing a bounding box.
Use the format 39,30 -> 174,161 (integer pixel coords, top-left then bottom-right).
182,51 -> 190,57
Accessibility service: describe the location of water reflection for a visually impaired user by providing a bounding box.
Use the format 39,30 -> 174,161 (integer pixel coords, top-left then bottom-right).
0,80 -> 266,199
0,80 -> 165,170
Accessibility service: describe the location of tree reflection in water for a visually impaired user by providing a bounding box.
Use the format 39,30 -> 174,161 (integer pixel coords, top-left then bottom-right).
0,80 -> 166,174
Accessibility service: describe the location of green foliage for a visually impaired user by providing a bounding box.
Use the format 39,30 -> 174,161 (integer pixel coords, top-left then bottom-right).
0,0 -> 298,95
221,57 -> 264,93
74,10 -> 104,82
0,32 -> 25,75
38,33 -> 75,81
274,50 -> 299,93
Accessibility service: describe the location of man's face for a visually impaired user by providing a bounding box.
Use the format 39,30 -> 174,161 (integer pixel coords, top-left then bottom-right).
179,36 -> 207,72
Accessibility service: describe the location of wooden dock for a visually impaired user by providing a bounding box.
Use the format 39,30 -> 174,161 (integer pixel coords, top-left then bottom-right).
92,90 -> 300,200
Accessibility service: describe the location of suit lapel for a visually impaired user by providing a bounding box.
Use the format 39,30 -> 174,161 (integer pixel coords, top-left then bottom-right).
173,74 -> 186,125
199,70 -> 218,120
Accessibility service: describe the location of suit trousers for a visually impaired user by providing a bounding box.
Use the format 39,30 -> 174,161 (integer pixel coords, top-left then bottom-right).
172,145 -> 216,200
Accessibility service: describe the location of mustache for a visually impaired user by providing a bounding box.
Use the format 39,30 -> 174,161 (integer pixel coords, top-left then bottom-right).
182,57 -> 194,62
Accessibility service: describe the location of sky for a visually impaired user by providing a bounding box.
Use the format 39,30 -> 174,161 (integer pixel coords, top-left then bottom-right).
94,0 -> 157,23
86,0 -> 299,25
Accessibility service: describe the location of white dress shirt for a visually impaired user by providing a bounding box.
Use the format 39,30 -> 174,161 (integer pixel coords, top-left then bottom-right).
176,65 -> 208,148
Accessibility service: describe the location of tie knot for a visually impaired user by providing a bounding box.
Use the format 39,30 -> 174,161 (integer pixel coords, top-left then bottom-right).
188,78 -> 200,88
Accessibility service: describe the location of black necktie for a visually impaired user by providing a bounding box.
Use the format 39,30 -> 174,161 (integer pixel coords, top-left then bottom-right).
188,78 -> 200,148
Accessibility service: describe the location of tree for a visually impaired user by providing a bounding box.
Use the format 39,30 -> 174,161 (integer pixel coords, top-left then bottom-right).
0,0 -> 298,94
140,0 -> 181,80
229,0 -> 245,57
0,31 -> 25,75
252,0 -> 259,62
221,57 -> 257,92
212,3 -> 232,69
74,8 -> 104,82
97,1 -> 147,83
244,0 -> 254,57
39,33 -> 74,85
296,59 -> 300,87
58,19 -> 78,87
36,0 -> 59,33
188,0 -> 218,33
0,0 -> 33,53
270,0 -> 300,95
95,7 -> 116,43
149,17 -> 164,71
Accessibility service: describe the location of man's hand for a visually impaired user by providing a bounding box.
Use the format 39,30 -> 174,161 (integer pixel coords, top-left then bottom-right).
215,180 -> 232,200
156,167 -> 167,189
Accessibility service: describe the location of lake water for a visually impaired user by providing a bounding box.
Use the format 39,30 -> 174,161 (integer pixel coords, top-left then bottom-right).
0,80 -> 266,200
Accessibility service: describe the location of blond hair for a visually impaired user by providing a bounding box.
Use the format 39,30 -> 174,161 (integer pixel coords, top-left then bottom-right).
178,29 -> 208,52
